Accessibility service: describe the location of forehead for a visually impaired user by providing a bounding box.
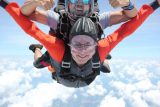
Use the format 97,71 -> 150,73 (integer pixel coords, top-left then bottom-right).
71,35 -> 95,43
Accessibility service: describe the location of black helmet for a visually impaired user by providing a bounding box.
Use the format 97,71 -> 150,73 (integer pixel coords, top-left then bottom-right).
69,17 -> 98,41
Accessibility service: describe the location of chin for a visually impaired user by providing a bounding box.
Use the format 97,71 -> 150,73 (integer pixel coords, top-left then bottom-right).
78,59 -> 89,65
72,55 -> 91,66
79,61 -> 87,65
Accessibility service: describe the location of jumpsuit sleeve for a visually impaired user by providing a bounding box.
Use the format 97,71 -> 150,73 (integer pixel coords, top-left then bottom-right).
5,2 -> 64,63
98,4 -> 154,62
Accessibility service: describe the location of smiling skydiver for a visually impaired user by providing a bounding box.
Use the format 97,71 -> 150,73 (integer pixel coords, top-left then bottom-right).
0,0 -> 159,88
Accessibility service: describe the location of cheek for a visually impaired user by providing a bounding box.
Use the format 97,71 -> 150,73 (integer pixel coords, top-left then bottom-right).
87,49 -> 95,57
71,50 -> 77,57
68,4 -> 73,12
84,5 -> 90,11
84,5 -> 90,10
68,4 -> 75,12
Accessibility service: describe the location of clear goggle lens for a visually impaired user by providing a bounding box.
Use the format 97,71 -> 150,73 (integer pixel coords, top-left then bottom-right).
69,0 -> 90,5
68,43 -> 97,52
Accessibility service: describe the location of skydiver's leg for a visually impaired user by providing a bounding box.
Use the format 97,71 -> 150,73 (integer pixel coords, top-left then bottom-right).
29,44 -> 50,68
29,44 -> 57,79
33,51 -> 51,68
29,44 -> 43,60
106,54 -> 112,60
100,54 -> 112,73
101,58 -> 111,73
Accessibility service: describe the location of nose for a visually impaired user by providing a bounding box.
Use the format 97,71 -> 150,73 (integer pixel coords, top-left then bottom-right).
78,46 -> 87,51
76,1 -> 84,7
79,49 -> 88,55
76,4 -> 83,10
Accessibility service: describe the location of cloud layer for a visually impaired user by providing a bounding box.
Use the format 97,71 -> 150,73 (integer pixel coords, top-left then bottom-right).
0,57 -> 160,107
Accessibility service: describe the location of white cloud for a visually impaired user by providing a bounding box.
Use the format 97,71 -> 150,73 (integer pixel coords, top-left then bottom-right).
0,58 -> 76,107
131,92 -> 149,107
0,68 -> 28,94
8,83 -> 75,107
99,95 -> 125,107
86,84 -> 107,96
158,82 -> 160,90
144,90 -> 160,107
99,59 -> 160,107
121,63 -> 150,81
111,81 -> 136,96
0,58 -> 160,107
110,79 -> 154,95
134,79 -> 155,91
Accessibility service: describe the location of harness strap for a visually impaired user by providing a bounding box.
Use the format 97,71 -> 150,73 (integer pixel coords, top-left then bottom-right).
56,12 -> 71,43
89,13 -> 104,40
60,44 -> 71,75
92,48 -> 100,75
59,70 -> 98,85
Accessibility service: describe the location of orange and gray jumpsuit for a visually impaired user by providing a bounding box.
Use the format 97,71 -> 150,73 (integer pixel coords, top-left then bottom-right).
3,2 -> 155,87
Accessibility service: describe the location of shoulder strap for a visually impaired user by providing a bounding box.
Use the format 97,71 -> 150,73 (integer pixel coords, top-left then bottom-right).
56,11 -> 71,43
92,47 -> 101,75
89,13 -> 104,40
60,44 -> 71,75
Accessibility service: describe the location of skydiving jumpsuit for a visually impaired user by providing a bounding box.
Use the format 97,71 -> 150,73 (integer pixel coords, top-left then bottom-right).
1,2 -> 157,87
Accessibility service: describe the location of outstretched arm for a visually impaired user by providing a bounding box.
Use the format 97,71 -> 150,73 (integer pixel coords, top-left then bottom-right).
108,0 -> 138,26
98,0 -> 159,62
20,0 -> 54,25
0,0 -> 64,63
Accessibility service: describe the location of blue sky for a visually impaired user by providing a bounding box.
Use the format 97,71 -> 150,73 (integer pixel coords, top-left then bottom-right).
0,0 -> 160,59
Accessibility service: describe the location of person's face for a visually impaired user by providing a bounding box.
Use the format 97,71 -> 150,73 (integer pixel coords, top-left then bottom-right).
69,35 -> 97,66
67,0 -> 91,19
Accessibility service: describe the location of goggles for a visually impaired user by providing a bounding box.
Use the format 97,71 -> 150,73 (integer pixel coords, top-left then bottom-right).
69,0 -> 91,5
68,43 -> 97,53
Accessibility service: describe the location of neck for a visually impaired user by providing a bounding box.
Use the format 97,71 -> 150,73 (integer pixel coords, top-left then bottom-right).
77,63 -> 84,67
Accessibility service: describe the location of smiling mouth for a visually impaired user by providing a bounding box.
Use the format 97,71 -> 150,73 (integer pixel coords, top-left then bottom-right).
76,10 -> 84,15
78,55 -> 88,58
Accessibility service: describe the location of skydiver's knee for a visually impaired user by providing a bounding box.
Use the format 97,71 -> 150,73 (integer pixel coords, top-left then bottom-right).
33,60 -> 46,68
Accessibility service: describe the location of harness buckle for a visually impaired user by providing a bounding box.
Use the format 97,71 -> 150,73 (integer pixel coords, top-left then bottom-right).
61,61 -> 71,68
92,61 -> 100,68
